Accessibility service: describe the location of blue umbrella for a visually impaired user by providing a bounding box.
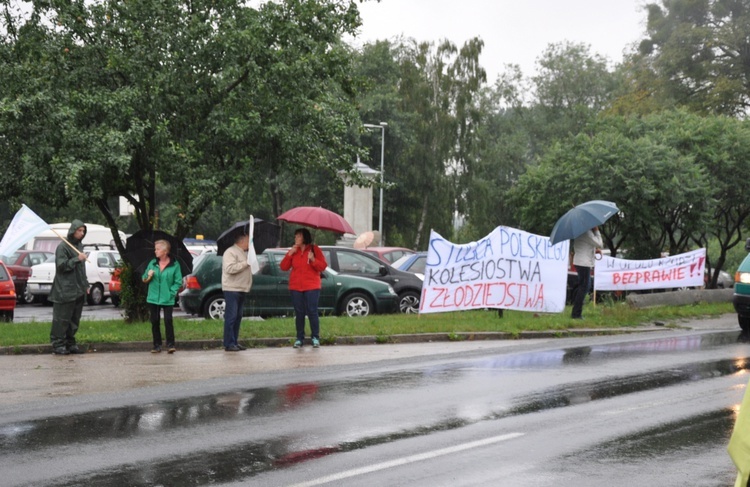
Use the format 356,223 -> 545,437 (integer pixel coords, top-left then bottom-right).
549,200 -> 619,245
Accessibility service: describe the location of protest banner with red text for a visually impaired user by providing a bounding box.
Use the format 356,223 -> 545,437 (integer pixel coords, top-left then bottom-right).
419,227 -> 569,314
594,248 -> 706,291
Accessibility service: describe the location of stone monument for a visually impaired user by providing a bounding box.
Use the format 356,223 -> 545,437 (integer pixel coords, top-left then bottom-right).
338,157 -> 380,246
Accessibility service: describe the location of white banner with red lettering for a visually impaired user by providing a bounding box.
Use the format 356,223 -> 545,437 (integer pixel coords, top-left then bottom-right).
419,227 -> 569,314
594,248 -> 706,291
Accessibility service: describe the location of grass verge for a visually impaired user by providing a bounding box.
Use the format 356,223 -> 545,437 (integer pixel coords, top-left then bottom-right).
0,302 -> 735,347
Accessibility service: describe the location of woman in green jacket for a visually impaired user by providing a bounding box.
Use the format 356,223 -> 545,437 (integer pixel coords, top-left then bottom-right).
142,240 -> 183,353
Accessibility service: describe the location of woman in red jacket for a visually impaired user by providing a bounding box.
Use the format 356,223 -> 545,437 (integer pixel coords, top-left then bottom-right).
280,228 -> 328,348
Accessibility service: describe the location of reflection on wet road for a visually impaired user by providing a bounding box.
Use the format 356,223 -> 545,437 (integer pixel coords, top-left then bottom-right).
1,331 -> 747,486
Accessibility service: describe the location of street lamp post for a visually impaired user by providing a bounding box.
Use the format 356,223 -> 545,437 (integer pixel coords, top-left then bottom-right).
363,122 -> 387,244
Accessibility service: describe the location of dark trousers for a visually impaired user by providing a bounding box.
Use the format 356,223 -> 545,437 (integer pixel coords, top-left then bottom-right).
149,304 -> 175,347
291,289 -> 320,341
571,265 -> 592,318
223,291 -> 246,348
50,295 -> 85,349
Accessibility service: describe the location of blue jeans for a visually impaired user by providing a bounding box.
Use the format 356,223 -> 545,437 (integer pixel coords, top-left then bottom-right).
223,291 -> 246,348
291,289 -> 320,341
571,266 -> 591,318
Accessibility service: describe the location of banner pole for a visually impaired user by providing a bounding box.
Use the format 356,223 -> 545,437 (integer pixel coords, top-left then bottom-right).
51,229 -> 89,261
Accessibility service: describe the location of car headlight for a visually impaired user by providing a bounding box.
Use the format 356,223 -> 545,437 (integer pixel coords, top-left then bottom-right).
387,285 -> 397,295
738,272 -> 750,284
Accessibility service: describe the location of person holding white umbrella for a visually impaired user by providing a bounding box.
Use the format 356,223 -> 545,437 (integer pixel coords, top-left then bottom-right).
221,233 -> 253,352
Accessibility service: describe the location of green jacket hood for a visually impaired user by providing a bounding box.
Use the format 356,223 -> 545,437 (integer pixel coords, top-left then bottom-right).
68,220 -> 87,244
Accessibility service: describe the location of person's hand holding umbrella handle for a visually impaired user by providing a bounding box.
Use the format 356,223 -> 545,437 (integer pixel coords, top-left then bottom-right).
308,250 -> 314,263
143,269 -> 154,283
593,226 -> 603,259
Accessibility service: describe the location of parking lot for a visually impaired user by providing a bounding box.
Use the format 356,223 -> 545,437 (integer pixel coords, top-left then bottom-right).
13,302 -> 192,323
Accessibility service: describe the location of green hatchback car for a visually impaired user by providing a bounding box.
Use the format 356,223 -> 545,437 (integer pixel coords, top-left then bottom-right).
734,239 -> 750,332
179,250 -> 399,320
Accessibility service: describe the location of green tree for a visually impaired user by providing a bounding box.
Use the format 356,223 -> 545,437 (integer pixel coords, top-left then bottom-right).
531,41 -> 618,142
655,111 -> 750,285
351,39 -> 409,245
459,42 -> 618,241
460,86 -> 529,239
393,37 -> 486,248
510,111 -> 715,260
638,0 -> 750,115
0,0 -> 363,251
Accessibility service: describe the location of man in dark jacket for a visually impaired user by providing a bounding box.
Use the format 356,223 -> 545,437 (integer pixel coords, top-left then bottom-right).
49,220 -> 89,355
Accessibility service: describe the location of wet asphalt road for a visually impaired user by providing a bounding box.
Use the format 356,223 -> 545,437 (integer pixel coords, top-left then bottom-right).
0,315 -> 747,486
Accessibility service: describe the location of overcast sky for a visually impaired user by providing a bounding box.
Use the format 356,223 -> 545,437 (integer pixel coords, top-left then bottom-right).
350,0 -> 651,82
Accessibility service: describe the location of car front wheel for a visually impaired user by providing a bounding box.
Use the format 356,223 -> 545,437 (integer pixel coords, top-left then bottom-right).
399,291 -> 420,314
204,295 -> 226,320
340,292 -> 372,317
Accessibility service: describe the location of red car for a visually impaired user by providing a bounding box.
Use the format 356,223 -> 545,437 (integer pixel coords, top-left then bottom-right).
0,261 -> 17,321
0,250 -> 54,304
109,267 -> 122,307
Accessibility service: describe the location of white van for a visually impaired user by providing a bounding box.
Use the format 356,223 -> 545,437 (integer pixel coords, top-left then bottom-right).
24,223 -> 126,252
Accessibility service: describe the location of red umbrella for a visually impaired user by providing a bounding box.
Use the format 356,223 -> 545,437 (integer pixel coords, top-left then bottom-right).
277,206 -> 355,234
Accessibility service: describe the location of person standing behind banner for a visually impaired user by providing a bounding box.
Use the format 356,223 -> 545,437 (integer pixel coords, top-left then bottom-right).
222,233 -> 253,352
142,239 -> 182,354
280,228 -> 327,348
49,220 -> 89,355
571,226 -> 602,319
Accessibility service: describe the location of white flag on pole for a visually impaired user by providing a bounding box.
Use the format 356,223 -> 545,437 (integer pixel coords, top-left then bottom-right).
247,215 -> 260,274
0,204 -> 50,257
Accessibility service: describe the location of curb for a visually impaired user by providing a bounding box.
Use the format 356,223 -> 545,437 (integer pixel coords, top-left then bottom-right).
1,326 -> 667,355
626,288 -> 732,308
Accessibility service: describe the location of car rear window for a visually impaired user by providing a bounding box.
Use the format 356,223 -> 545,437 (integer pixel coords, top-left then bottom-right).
0,265 -> 9,281
337,251 -> 381,274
